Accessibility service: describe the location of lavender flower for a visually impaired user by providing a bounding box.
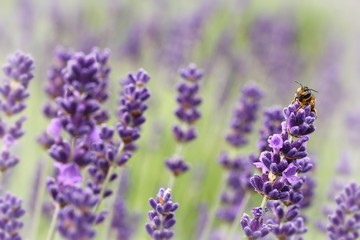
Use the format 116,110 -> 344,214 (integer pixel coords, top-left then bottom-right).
166,64 -> 203,177
214,84 -> 262,229
240,208 -> 271,239
58,51 -> 109,137
46,163 -> 83,207
145,188 -> 179,239
0,51 -> 34,240
173,63 -> 203,141
283,103 -> 315,137
266,202 -> 307,238
0,51 -> 34,171
45,161 -> 106,240
243,97 -> 317,239
117,69 -> 150,151
43,47 -> 73,118
164,157 -> 190,177
0,193 -> 25,240
226,84 -> 263,148
57,187 -> 106,240
217,153 -> 253,223
327,182 -> 360,239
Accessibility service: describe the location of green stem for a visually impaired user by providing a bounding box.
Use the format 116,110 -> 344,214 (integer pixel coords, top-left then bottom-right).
46,203 -> 60,240
260,196 -> 269,213
168,174 -> 175,189
226,193 -> 250,240
174,144 -> 183,157
94,164 -> 115,212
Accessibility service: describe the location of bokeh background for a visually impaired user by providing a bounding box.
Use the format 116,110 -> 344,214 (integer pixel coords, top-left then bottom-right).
1,0 -> 360,239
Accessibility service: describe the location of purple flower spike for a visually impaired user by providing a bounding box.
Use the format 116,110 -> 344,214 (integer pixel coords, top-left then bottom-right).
0,51 -> 34,173
0,193 -> 25,240
3,51 -> 34,88
240,207 -> 271,239
172,125 -> 197,143
117,69 -> 151,149
250,174 -> 290,201
165,63 -> 203,177
179,63 -> 203,83
226,84 -> 263,148
283,102 -> 315,137
217,153 -> 254,223
165,157 -> 190,176
268,134 -> 283,153
246,86 -> 317,240
54,162 -> 82,186
57,187 -> 105,240
327,183 -> 360,240
174,63 -> 203,127
145,188 -> 179,240
267,202 -> 307,238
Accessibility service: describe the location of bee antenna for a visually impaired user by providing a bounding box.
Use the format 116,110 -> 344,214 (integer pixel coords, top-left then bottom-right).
310,88 -> 319,93
294,81 -> 303,87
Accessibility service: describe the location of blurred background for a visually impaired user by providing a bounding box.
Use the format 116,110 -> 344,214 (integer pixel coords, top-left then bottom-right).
1,0 -> 360,239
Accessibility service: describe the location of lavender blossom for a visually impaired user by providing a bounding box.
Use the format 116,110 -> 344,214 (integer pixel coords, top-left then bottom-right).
213,84 -> 262,232
217,153 -> 253,223
266,202 -> 307,238
240,208 -> 271,239
0,51 -> 34,240
145,188 -> 179,239
42,48 -> 120,240
316,151 -> 352,232
283,103 -> 315,137
164,157 -> 190,177
43,47 -> 73,119
0,51 -> 34,172
226,84 -> 263,148
173,63 -> 203,140
45,161 -> 106,240
86,68 -> 151,200
58,51 -> 109,137
166,64 -> 203,177
57,187 -> 106,240
243,97 -> 317,239
0,193 -> 25,240
117,69 -> 150,151
46,163 -> 83,207
327,182 -> 360,239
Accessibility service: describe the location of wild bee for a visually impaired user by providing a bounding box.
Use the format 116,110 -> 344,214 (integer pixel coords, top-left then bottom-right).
292,81 -> 317,116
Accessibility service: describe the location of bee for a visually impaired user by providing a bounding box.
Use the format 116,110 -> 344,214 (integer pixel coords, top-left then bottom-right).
292,81 -> 318,116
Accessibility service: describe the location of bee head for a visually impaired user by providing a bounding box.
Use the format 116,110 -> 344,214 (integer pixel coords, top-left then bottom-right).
295,81 -> 318,95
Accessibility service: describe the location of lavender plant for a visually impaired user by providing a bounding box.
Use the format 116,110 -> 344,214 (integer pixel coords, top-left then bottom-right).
145,188 -> 179,240
165,63 -> 203,180
242,100 -> 316,239
0,51 -> 34,240
200,84 -> 263,240
327,182 -> 360,239
43,47 -> 151,240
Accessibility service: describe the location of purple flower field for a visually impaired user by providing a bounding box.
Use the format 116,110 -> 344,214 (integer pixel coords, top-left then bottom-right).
0,0 -> 360,239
